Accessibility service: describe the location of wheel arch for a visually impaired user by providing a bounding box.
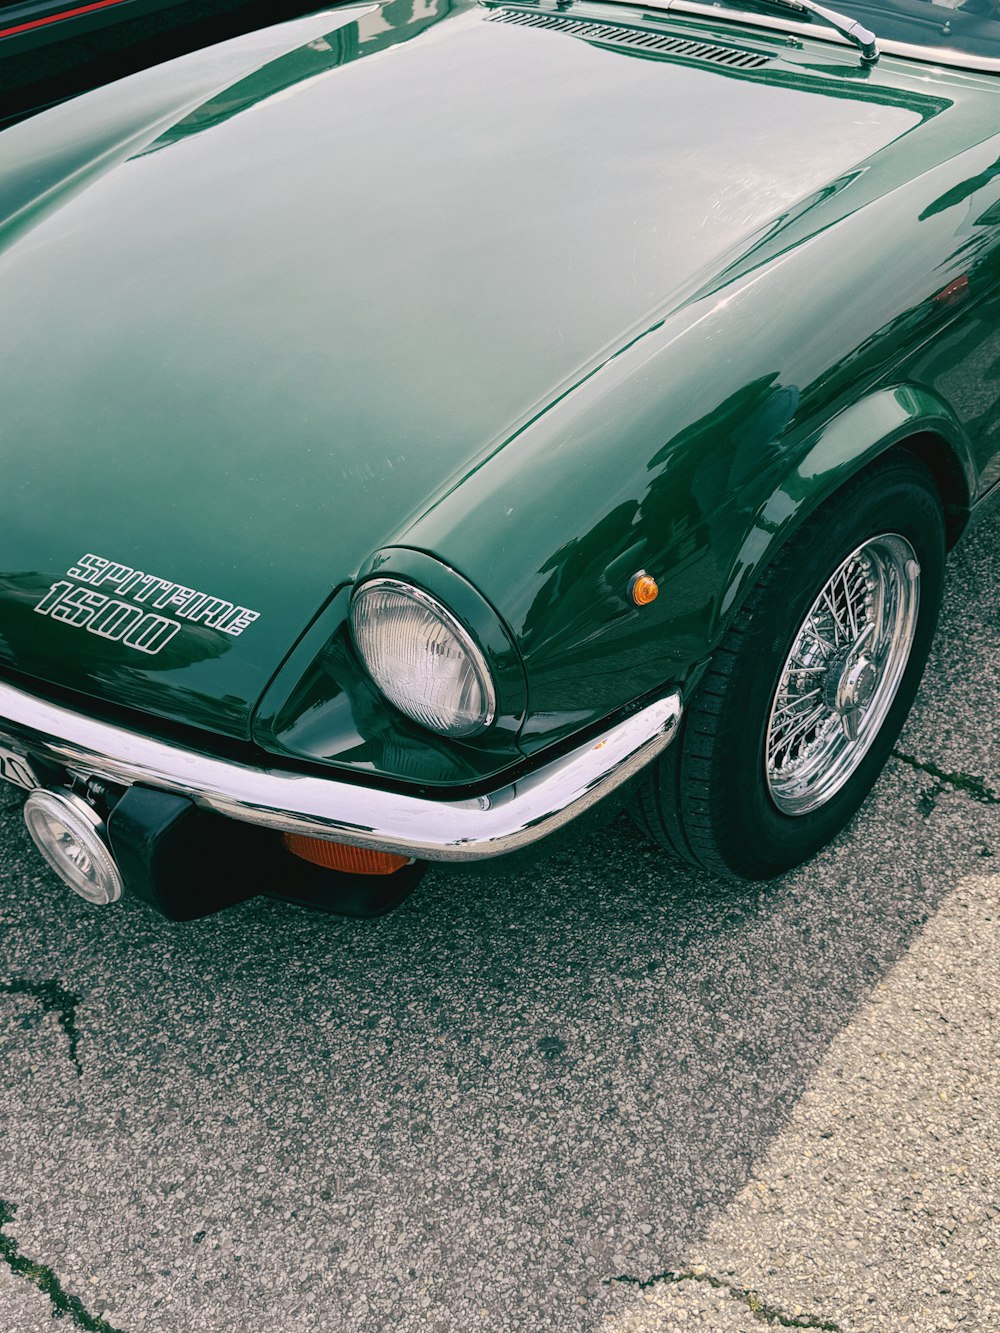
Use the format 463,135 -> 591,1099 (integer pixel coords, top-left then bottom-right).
716,383 -> 975,640
889,430 -> 972,549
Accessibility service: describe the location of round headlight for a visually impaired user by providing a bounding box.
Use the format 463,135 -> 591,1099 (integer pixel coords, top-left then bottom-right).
350,579 -> 497,738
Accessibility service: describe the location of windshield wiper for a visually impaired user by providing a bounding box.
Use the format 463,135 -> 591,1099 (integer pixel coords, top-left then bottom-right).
761,0 -> 880,63
552,0 -> 882,64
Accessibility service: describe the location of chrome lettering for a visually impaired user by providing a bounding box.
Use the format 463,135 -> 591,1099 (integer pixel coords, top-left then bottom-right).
33,555 -> 261,657
67,554 -> 109,584
153,584 -> 195,610
123,615 -> 181,655
116,569 -> 148,597
169,588 -> 205,614
186,597 -> 233,627
49,587 -> 106,627
131,575 -> 173,604
96,562 -> 134,588
34,580 -> 73,615
88,601 -> 144,641
217,607 -> 261,637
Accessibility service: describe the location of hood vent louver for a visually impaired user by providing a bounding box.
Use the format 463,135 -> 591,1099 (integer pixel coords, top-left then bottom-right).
487,8 -> 772,68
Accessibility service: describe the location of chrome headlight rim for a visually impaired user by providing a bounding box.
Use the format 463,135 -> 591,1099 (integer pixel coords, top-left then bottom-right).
350,576 -> 498,739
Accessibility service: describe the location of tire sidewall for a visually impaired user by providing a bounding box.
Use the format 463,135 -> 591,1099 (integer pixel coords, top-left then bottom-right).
690,462 -> 946,878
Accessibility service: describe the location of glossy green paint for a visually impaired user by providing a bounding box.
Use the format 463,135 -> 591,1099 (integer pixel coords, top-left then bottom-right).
254,552 -> 530,787
0,0 -> 998,784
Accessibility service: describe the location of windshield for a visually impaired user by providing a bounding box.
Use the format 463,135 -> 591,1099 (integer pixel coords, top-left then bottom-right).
796,0 -> 1000,60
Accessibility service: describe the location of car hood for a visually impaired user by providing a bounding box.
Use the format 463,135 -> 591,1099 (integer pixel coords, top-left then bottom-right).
0,2 -> 940,739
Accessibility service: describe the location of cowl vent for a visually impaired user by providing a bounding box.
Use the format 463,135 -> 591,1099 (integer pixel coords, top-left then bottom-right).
486,7 -> 773,67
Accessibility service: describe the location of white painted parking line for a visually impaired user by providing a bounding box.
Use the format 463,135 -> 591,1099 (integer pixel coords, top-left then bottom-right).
603,872 -> 1000,1333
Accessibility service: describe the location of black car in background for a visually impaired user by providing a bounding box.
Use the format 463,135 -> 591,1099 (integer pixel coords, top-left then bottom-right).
1,0 -> 183,51
0,0 -> 327,122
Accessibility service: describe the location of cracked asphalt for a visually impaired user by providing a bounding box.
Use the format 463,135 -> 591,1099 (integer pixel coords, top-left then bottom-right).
0,508 -> 997,1333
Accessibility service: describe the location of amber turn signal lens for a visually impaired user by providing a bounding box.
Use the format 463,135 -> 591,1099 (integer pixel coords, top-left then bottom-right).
630,572 -> 659,606
282,834 -> 411,876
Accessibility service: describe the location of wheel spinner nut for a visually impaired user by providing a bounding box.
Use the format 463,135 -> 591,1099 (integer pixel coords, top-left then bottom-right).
838,656 -> 878,714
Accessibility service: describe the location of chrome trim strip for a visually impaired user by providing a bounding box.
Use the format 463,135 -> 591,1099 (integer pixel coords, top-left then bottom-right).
523,0 -> 1000,72
0,679 -> 681,861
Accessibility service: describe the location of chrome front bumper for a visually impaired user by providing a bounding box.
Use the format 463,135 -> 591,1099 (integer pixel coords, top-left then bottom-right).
0,679 -> 682,862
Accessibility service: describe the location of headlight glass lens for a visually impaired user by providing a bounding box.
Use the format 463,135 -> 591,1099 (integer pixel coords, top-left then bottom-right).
350,580 -> 497,738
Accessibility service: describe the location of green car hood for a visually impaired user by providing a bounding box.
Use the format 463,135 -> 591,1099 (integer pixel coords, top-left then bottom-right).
0,2 -> 939,740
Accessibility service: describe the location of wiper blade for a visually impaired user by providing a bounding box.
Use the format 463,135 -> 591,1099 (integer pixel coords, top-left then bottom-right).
758,0 -> 880,63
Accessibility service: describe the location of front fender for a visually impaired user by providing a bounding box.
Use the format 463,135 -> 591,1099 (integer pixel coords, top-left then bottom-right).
718,382 -> 976,629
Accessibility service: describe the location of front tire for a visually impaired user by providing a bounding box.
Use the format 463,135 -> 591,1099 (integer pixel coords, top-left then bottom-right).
635,454 -> 946,879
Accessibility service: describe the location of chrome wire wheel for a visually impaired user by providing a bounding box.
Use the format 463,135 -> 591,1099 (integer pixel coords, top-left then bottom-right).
765,533 -> 921,816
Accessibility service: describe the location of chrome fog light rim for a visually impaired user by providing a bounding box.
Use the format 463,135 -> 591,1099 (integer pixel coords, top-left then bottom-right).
23,789 -> 123,905
765,533 -> 921,816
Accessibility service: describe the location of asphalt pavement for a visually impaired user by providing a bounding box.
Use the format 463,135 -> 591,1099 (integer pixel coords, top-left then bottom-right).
0,507 -> 997,1332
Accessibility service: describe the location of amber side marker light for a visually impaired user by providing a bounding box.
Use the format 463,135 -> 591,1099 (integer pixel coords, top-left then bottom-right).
630,572 -> 659,607
283,834 -> 411,876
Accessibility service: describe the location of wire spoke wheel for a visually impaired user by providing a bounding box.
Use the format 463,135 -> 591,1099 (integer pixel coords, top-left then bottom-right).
634,455 -> 945,879
765,533 -> 921,816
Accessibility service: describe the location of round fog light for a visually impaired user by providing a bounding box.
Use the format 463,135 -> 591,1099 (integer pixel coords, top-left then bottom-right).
23,790 -> 123,906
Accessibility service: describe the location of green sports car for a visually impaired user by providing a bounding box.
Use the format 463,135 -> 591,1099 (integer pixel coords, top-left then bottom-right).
0,0 -> 997,918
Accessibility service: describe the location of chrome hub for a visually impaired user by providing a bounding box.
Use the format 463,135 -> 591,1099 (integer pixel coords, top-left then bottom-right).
765,534 -> 921,816
836,653 -> 878,712
826,650 -> 880,742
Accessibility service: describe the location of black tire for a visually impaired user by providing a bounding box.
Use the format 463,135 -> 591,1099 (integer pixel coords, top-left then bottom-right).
634,453 -> 946,879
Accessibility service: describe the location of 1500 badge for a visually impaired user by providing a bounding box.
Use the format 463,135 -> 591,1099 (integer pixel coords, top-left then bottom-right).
33,554 -> 261,656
